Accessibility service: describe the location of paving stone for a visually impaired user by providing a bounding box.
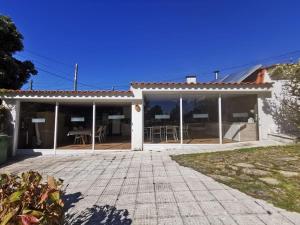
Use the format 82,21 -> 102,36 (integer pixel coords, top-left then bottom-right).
177,202 -> 204,217
156,191 -> 176,203
135,203 -> 157,219
207,215 -> 237,225
116,194 -> 136,205
109,178 -> 125,186
182,216 -> 210,225
241,200 -> 266,214
258,214 -> 294,225
139,184 -> 155,193
123,177 -> 139,185
158,217 -> 183,225
193,191 -> 216,202
199,201 -> 228,216
232,215 -> 266,225
171,182 -> 190,192
174,191 -> 196,202
221,201 -> 251,214
211,190 -> 237,201
132,218 -> 157,225
120,184 -> 138,194
157,203 -> 181,218
97,194 -> 118,206
155,183 -> 173,192
136,192 -> 156,204
86,186 -> 105,196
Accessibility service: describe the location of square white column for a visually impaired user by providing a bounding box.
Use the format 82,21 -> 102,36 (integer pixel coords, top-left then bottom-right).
92,102 -> 96,151
218,94 -> 223,144
180,95 -> 183,144
53,102 -> 59,153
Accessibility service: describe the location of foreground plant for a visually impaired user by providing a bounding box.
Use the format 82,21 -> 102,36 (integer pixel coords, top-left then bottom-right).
0,171 -> 64,225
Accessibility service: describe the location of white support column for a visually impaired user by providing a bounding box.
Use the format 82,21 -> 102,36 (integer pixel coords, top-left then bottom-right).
53,102 -> 59,153
257,94 -> 264,141
12,100 -> 20,156
92,102 -> 96,151
131,100 -> 143,151
218,94 -> 223,144
180,95 -> 183,144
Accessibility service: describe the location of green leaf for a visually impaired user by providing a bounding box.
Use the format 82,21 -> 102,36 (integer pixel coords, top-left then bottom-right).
8,190 -> 24,203
22,209 -> 43,218
0,210 -> 16,225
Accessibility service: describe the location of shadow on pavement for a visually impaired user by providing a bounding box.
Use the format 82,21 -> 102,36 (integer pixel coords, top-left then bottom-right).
64,204 -> 132,225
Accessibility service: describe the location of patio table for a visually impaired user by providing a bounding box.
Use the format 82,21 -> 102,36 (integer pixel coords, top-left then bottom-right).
67,130 -> 92,144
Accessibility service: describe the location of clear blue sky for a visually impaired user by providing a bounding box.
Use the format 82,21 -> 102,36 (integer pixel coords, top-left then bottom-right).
2,0 -> 300,90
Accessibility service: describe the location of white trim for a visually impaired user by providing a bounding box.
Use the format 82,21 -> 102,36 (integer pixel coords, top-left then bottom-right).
218,94 -> 223,144
180,95 -> 183,144
92,102 -> 96,151
53,102 -> 59,153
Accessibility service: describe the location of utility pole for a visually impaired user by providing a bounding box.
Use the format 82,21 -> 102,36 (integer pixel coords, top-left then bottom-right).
73,63 -> 78,91
29,80 -> 33,90
214,70 -> 220,80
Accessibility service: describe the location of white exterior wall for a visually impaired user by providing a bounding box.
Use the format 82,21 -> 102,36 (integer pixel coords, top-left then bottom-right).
2,99 -> 20,156
131,100 -> 143,150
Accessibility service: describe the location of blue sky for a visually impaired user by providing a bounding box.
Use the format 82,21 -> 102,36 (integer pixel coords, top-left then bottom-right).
2,0 -> 300,90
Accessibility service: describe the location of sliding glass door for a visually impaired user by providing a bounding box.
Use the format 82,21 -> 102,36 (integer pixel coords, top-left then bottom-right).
182,94 -> 219,144
57,104 -> 93,150
144,94 -> 180,143
18,102 -> 55,149
222,94 -> 258,143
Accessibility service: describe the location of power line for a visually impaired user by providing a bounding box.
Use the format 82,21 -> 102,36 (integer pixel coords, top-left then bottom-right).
24,49 -> 73,67
163,50 -> 300,82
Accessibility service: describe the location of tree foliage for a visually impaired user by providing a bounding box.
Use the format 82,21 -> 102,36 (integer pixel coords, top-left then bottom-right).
0,15 -> 37,89
269,63 -> 300,135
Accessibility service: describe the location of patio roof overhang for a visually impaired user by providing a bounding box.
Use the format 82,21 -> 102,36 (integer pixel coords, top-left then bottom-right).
0,89 -> 139,103
131,82 -> 273,95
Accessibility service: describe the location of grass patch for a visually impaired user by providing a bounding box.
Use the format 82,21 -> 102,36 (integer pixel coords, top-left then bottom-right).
171,144 -> 300,213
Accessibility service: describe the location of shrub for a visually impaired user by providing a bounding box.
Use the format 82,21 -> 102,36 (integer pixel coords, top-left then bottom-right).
0,171 -> 64,225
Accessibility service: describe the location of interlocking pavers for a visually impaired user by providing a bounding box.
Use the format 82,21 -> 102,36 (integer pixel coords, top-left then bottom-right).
155,191 -> 176,203
174,191 -> 196,203
199,201 -> 228,216
132,218 -> 157,225
177,202 -> 205,217
2,150 -> 300,225
182,216 -> 210,225
258,214 -> 295,225
207,215 -> 238,225
171,182 -> 190,192
158,217 -> 184,225
192,190 -> 216,202
136,192 -> 156,204
220,201 -> 251,215
157,203 -> 181,218
232,214 -> 266,225
134,203 -> 157,219
116,193 -> 136,205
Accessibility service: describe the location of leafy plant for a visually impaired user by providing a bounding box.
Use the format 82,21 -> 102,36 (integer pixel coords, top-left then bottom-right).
0,171 -> 64,225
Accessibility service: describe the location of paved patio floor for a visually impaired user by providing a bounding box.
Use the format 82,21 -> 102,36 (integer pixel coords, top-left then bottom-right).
1,150 -> 300,225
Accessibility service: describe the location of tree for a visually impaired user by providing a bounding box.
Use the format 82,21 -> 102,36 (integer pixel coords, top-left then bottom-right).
0,15 -> 37,89
268,63 -> 300,136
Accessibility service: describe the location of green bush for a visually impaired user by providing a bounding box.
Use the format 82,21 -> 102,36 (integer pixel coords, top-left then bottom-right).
0,171 -> 64,225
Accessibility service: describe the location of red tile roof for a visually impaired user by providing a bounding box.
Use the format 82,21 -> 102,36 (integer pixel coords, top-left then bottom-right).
130,81 -> 272,86
0,89 -> 133,95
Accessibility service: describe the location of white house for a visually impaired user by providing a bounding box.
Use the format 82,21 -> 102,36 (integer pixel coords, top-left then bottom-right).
1,65 -> 288,155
